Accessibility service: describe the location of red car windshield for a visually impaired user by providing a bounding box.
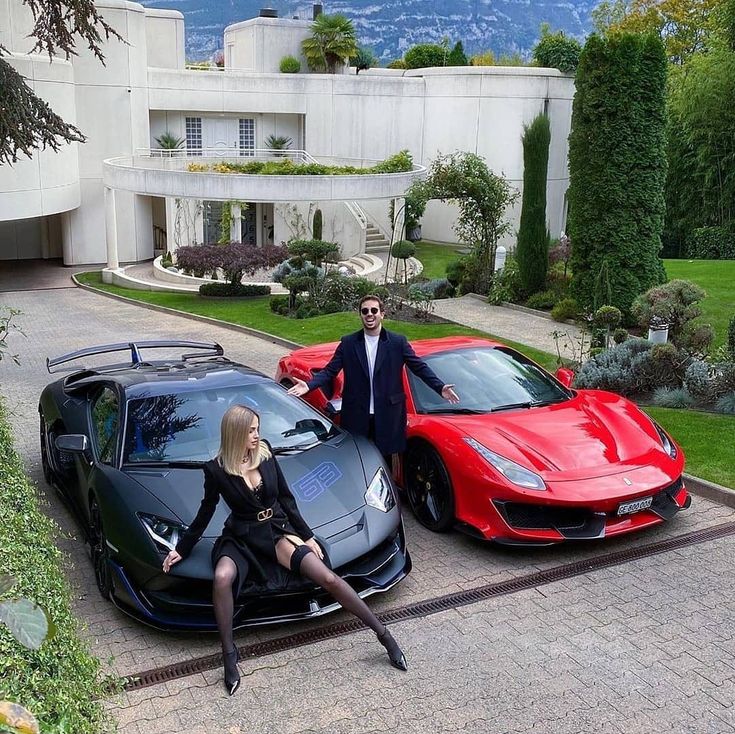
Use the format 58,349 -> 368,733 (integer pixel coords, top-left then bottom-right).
408,347 -> 571,414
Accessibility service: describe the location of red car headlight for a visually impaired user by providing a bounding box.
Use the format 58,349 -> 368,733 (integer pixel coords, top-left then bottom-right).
463,437 -> 546,491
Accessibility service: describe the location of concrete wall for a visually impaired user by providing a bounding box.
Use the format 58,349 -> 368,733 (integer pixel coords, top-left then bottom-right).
223,17 -> 311,73
144,8 -> 185,70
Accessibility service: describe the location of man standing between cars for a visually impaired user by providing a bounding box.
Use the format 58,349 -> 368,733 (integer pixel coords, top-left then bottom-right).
287,294 -> 459,465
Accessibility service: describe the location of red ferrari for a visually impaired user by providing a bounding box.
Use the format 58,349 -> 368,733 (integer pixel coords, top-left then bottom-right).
276,336 -> 691,545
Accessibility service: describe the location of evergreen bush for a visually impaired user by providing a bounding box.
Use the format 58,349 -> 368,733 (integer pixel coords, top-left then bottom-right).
404,44 -> 447,69
516,113 -> 551,296
728,315 -> 735,360
683,360 -> 712,403
568,33 -> 668,316
199,283 -> 270,297
447,41 -> 468,66
613,327 -> 629,344
525,290 -> 557,310
0,401 -> 107,733
279,55 -> 301,73
686,226 -> 735,259
550,297 -> 579,322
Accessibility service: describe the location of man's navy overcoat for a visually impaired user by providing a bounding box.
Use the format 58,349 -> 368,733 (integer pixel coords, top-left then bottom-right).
306,328 -> 445,455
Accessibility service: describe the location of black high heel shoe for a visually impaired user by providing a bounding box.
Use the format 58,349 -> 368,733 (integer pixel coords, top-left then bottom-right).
377,626 -> 408,671
223,647 -> 240,695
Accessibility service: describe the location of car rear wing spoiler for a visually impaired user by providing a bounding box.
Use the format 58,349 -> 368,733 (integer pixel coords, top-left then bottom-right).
47,341 -> 224,373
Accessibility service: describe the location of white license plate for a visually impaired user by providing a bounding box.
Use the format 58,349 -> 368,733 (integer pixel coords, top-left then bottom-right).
617,496 -> 653,516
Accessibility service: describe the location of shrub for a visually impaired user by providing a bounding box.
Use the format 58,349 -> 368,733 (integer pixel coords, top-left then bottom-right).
350,277 -> 389,302
0,400 -> 107,733
683,359 -> 713,403
410,278 -> 452,300
630,279 -> 708,349
269,294 -> 291,314
445,259 -> 465,288
295,302 -> 320,319
532,24 -> 582,73
391,240 -> 416,259
728,315 -> 735,360
575,338 -> 653,395
407,283 -> 436,318
679,321 -> 715,357
715,391 -> 735,414
470,50 -> 496,66
199,282 -> 270,297
545,260 -> 572,297
594,305 -> 622,329
487,253 -> 523,304
548,233 -> 572,275
279,55 -> 301,73
686,225 -> 735,260
651,387 -> 696,408
288,239 -> 340,268
525,290 -> 557,310
404,43 -> 447,69
551,297 -> 579,322
613,328 -> 629,344
636,343 -> 687,391
311,272 -> 358,312
387,58 -> 406,69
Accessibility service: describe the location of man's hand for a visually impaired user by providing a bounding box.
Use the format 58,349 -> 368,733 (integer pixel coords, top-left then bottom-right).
162,550 -> 182,573
441,384 -> 460,403
286,378 -> 309,397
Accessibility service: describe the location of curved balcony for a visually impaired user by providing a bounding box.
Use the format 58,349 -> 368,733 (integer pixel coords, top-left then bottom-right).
102,148 -> 426,202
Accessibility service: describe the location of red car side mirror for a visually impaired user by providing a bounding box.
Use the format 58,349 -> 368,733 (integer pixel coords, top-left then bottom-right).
555,367 -> 575,388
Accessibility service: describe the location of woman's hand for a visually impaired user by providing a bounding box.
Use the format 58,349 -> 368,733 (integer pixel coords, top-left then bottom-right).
162,550 -> 182,573
305,537 -> 324,560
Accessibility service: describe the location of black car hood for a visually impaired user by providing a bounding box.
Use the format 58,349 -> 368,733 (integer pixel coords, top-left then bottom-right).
124,440 -> 369,537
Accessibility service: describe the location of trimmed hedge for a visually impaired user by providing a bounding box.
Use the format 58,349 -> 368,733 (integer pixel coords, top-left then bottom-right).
0,400 -> 107,733
199,282 -> 271,298
686,226 -> 735,260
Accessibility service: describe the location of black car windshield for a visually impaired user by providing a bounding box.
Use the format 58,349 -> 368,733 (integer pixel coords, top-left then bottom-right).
123,383 -> 338,464
408,347 -> 571,414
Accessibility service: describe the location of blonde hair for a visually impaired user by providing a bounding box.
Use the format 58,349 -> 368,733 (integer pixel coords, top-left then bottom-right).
217,405 -> 271,476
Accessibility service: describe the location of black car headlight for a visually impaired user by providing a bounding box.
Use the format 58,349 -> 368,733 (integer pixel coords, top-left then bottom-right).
464,437 -> 546,490
651,420 -> 678,459
364,468 -> 396,512
138,513 -> 187,552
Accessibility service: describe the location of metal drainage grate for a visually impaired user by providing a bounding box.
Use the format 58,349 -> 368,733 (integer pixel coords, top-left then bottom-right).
119,519 -> 735,693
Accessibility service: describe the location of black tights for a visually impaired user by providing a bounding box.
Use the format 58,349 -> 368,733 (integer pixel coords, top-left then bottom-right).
211,550 -> 386,653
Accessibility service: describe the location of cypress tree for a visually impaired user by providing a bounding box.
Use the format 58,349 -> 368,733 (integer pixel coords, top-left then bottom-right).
312,208 -> 323,240
447,41 -> 468,66
516,113 -> 551,295
567,33 -> 668,315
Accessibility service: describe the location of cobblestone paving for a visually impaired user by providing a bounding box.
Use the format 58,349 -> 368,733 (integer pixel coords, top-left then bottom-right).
2,282 -> 735,733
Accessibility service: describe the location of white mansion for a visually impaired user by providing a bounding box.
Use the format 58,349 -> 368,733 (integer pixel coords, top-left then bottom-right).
0,0 -> 575,278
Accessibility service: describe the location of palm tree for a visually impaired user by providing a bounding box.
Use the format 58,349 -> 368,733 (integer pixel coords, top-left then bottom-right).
155,131 -> 185,149
302,14 -> 358,74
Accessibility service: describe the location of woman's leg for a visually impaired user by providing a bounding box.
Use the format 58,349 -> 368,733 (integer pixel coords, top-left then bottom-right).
275,540 -> 407,670
212,556 -> 238,652
212,556 -> 241,694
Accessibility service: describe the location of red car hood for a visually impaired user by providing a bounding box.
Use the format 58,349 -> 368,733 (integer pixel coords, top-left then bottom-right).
434,391 -> 672,481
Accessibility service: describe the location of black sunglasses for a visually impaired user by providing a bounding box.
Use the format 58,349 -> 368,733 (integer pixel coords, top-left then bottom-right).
361,307 -> 380,315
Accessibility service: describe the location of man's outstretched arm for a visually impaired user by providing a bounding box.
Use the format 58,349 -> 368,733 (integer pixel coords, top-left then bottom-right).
287,341 -> 345,397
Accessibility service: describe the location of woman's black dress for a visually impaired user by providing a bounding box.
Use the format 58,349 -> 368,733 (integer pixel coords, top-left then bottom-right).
175,454 -> 315,596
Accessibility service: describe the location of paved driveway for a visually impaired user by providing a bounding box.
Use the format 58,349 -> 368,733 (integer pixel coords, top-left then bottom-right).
2,285 -> 735,734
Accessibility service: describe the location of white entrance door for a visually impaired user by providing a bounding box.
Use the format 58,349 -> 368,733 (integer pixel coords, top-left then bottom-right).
203,118 -> 238,154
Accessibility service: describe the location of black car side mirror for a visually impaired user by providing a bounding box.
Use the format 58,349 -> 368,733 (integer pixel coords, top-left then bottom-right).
55,434 -> 90,453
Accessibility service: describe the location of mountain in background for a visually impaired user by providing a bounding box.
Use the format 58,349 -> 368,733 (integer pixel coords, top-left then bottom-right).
138,0 -> 597,63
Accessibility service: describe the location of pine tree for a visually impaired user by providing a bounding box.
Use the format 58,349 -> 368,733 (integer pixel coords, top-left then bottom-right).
447,41 -> 468,66
516,113 -> 551,296
1,0 -> 122,164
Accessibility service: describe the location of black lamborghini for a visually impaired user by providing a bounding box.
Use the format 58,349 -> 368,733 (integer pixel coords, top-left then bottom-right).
39,341 -> 410,630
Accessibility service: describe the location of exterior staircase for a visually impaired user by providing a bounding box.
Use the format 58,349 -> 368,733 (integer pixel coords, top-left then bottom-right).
365,222 -> 390,253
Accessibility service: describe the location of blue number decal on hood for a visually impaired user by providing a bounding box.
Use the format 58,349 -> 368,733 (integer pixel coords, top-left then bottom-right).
292,462 -> 342,502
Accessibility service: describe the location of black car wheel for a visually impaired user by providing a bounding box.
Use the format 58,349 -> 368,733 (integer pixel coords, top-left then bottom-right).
404,442 -> 455,532
39,415 -> 54,486
89,499 -> 113,600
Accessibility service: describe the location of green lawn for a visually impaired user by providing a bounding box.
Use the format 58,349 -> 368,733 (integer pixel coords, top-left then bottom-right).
663,259 -> 735,348
414,241 -> 464,280
76,272 -> 558,370
645,406 -> 735,488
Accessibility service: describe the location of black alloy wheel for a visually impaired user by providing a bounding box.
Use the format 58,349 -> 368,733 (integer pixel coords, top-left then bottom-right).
89,499 -> 113,599
404,442 -> 455,532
